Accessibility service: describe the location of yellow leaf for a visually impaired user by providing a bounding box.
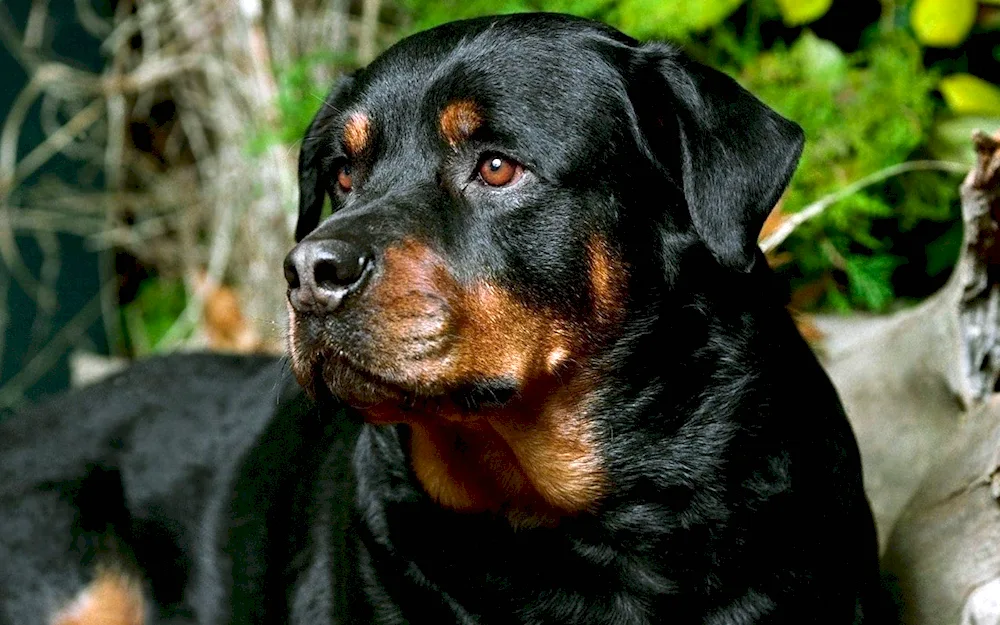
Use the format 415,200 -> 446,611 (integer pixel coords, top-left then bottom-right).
940,74 -> 1000,116
911,0 -> 976,47
776,0 -> 833,26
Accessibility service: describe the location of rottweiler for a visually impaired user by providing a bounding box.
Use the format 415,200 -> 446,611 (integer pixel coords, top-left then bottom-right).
0,13 -> 883,625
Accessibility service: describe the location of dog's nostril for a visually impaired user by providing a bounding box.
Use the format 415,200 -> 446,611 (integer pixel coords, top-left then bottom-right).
283,255 -> 301,290
314,254 -> 367,290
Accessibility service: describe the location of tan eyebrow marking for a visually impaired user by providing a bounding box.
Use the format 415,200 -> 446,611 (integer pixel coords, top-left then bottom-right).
440,100 -> 482,148
343,112 -> 371,155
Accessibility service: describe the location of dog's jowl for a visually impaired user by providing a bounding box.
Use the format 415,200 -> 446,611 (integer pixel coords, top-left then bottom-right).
1,13 -> 882,625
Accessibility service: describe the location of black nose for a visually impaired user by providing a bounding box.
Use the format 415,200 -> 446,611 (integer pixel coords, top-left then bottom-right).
284,239 -> 372,313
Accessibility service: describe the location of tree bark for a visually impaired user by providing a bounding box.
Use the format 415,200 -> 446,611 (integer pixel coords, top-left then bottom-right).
815,132 -> 1000,624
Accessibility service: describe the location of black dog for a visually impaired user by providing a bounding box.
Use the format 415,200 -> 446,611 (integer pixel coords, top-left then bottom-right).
0,13 -> 882,625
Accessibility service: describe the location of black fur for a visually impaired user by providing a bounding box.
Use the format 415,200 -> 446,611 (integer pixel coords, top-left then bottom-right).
0,13 -> 881,624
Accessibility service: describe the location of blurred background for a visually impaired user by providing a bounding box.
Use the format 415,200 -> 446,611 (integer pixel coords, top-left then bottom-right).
0,0 -> 995,412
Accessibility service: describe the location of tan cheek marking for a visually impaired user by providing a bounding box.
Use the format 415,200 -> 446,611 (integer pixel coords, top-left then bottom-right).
343,112 -> 370,155
369,240 -> 562,385
450,281 -> 570,384
374,240 -> 458,316
366,240 -> 459,378
51,570 -> 144,625
439,100 -> 482,148
366,241 -> 606,517
587,235 -> 628,327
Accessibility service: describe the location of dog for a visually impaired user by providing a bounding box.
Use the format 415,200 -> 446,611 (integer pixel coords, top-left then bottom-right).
0,13 -> 882,625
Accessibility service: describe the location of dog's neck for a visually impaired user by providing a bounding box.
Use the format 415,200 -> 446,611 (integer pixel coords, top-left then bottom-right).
344,264 -> 805,622
358,362 -> 609,528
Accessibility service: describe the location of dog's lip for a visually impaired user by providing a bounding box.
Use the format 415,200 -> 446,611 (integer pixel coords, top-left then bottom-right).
313,347 -> 512,422
316,347 -> 439,409
323,349 -> 411,395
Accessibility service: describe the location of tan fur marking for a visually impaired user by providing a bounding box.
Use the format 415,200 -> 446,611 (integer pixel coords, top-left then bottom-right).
490,378 -> 605,513
452,281 -> 556,381
51,570 -> 144,625
545,345 -> 569,373
407,383 -> 605,523
359,239 -> 608,519
587,235 -> 627,327
343,112 -> 370,155
366,240 -> 562,385
280,238 -> 628,519
409,421 -> 526,512
439,100 -> 482,148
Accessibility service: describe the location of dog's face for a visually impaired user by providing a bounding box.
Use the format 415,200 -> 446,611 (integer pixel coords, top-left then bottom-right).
285,14 -> 802,519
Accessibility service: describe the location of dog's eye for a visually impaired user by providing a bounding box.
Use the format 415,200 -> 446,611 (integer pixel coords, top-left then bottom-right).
477,155 -> 522,187
336,164 -> 353,193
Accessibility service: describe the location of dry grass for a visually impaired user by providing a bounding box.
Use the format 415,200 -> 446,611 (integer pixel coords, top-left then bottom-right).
0,0 -> 390,407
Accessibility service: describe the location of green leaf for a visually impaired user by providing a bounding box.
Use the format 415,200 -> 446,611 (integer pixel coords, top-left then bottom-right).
911,0 -> 976,48
844,255 -> 901,310
925,221 -> 963,278
824,280 -> 854,314
939,74 -> 1000,116
791,32 -> 848,88
776,0 -> 832,26
123,277 -> 188,353
612,0 -> 745,40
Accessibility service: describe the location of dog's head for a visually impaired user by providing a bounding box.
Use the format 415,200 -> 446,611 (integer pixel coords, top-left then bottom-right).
285,13 -> 802,519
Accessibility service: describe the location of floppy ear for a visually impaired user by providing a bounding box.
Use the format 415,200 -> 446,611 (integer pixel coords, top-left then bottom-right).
633,44 -> 804,272
296,75 -> 355,242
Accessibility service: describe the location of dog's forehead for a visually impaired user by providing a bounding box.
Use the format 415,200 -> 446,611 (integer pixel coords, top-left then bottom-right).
347,15 -> 633,143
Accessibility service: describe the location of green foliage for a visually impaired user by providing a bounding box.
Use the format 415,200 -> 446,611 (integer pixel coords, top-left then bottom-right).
775,0 -> 832,26
122,277 -> 188,354
404,0 -> 744,41
930,115 -> 1000,163
247,51 -> 353,156
606,0 -> 744,40
741,30 -> 955,310
939,74 -> 1000,116
844,254 -> 903,312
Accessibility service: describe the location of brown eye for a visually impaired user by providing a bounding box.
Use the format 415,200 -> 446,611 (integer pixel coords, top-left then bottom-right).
337,164 -> 353,192
478,155 -> 522,187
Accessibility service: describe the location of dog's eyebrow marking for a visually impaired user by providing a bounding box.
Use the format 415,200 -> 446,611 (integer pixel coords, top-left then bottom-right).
439,100 -> 482,148
343,112 -> 371,155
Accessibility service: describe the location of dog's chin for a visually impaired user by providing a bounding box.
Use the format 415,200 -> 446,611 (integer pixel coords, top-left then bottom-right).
292,349 -> 518,424
293,352 -> 408,408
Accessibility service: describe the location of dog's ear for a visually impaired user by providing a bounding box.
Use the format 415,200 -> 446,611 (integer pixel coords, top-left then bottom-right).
296,75 -> 355,242
631,44 -> 804,272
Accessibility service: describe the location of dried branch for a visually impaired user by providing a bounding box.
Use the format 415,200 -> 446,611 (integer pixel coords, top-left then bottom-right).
0,284 -> 109,409
760,159 -> 971,254
358,0 -> 382,65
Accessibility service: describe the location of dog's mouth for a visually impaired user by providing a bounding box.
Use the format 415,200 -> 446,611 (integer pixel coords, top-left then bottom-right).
284,282 -> 610,518
299,345 -> 519,424
283,234 -> 627,428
